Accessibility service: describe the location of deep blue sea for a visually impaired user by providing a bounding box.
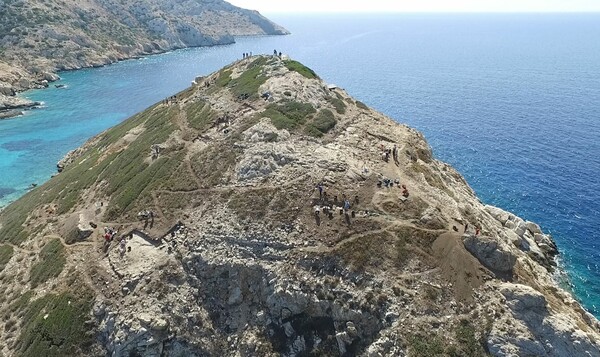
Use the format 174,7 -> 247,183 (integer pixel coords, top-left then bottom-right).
1,14 -> 599,315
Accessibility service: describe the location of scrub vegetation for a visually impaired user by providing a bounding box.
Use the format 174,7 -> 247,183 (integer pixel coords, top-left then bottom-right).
30,239 -> 65,288
284,60 -> 318,79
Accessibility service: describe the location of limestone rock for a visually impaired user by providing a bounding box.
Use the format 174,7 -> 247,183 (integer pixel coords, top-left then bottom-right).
488,284 -> 600,357
463,235 -> 517,274
526,221 -> 543,235
485,205 -> 511,225
501,283 -> 547,312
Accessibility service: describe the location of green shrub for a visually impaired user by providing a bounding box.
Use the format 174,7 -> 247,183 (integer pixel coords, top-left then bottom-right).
395,233 -> 409,267
304,125 -> 324,138
356,101 -> 369,110
408,334 -> 445,357
448,320 -> 489,357
229,57 -> 268,98
186,100 -> 217,132
228,189 -> 275,220
215,69 -> 232,88
30,239 -> 65,288
284,60 -> 318,79
161,162 -> 199,192
337,232 -> 392,271
190,145 -> 240,188
263,107 -> 296,130
327,96 -> 346,114
306,109 -> 337,137
17,292 -> 94,357
263,100 -> 316,131
411,163 -> 447,192
0,204 -> 30,244
0,102 -> 184,232
276,101 -> 316,122
0,244 -> 14,272
264,132 -> 278,142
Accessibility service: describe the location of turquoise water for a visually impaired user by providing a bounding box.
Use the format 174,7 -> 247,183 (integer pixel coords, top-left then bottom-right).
1,14 -> 600,315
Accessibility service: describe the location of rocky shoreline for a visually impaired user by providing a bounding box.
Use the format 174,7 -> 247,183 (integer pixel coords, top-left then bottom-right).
0,0 -> 290,119
0,93 -> 42,119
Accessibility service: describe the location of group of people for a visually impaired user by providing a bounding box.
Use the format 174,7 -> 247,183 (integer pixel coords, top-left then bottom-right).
376,174 -> 409,200
103,227 -> 117,242
119,236 -> 132,257
381,144 -> 400,165
137,209 -> 155,229
377,177 -> 399,188
453,223 -> 481,236
163,95 -> 178,105
313,183 -> 357,225
241,50 -> 282,60
102,226 -> 133,257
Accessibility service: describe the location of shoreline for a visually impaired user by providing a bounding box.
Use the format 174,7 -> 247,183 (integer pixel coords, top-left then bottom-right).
1,33 -> 290,120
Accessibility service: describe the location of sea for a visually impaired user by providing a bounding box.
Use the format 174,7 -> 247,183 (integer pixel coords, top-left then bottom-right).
1,13 -> 599,315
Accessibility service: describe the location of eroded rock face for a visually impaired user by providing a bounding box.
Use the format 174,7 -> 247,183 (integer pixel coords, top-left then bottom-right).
484,204 -> 559,270
463,235 -> 517,275
486,283 -> 600,357
0,93 -> 40,119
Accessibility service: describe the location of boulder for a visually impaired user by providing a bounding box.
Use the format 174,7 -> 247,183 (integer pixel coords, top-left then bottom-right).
514,221 -> 528,238
76,222 -> 94,241
526,221 -> 542,235
0,94 -> 38,110
0,82 -> 15,96
485,205 -> 511,225
0,109 -> 23,119
463,235 -> 517,275
228,286 -> 243,305
41,72 -> 60,82
500,283 -> 547,312
493,284 -> 600,357
17,78 -> 31,89
150,318 -> 169,331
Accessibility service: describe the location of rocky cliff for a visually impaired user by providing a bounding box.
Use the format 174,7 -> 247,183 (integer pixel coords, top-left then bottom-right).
0,57 -> 598,357
0,0 -> 288,118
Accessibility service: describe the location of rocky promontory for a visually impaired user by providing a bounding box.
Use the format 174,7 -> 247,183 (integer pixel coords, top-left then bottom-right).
0,94 -> 41,119
0,57 -> 598,356
0,0 -> 288,118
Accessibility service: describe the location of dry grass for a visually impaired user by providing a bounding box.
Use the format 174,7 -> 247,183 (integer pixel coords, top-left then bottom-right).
190,145 -> 240,188
336,232 -> 395,271
228,188 -> 276,221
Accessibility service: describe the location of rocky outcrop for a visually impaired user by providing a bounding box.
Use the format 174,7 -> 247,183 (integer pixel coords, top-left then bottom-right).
0,94 -> 41,119
485,205 -> 559,270
0,57 -> 597,356
486,283 -> 600,357
463,234 -> 517,276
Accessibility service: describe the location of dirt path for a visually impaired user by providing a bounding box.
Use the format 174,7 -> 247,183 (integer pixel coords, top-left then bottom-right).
173,103 -> 195,135
150,191 -> 166,222
297,216 -> 446,255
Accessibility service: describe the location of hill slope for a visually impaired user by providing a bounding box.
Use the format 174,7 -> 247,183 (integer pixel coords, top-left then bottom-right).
0,56 -> 599,356
0,0 -> 287,116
